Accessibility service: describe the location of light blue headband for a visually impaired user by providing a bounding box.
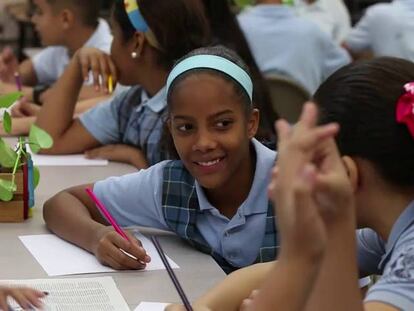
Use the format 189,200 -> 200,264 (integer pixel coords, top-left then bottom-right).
166,55 -> 253,102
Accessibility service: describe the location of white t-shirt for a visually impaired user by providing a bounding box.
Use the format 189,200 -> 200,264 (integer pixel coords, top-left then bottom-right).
296,0 -> 351,43
237,5 -> 350,94
345,0 -> 414,60
32,18 -> 113,85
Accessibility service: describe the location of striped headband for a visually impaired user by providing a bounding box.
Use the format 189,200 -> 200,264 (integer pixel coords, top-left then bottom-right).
124,0 -> 161,50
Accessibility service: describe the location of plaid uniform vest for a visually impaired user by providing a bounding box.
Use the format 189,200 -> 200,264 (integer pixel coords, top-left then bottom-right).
162,161 -> 278,274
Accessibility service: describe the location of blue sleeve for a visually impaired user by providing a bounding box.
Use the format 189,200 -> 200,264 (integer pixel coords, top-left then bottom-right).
320,31 -> 351,80
79,92 -> 127,144
365,234 -> 414,309
93,160 -> 171,230
32,47 -> 66,85
357,228 -> 385,275
345,7 -> 377,52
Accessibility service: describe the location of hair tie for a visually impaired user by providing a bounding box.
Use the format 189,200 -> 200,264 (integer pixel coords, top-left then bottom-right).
166,55 -> 253,102
396,82 -> 414,138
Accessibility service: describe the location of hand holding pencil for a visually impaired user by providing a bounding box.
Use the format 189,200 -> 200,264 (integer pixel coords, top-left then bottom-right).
86,188 -> 151,270
74,47 -> 117,94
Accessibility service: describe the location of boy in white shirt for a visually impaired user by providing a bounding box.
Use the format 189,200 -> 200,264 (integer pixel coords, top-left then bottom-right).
0,0 -> 112,103
344,0 -> 414,61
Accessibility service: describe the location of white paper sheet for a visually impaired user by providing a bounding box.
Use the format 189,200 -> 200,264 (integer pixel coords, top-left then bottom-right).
19,232 -> 179,276
134,302 -> 169,311
0,276 -> 130,311
30,152 -> 108,166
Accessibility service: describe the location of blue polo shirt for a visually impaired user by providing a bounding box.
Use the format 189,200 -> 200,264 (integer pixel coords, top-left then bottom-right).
93,139 -> 276,267
357,201 -> 414,309
345,0 -> 414,61
237,4 -> 350,94
79,86 -> 168,166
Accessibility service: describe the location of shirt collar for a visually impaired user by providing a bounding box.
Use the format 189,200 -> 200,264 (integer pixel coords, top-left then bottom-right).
385,200 -> 414,253
248,4 -> 295,18
378,200 -> 414,269
195,139 -> 276,214
140,86 -> 167,113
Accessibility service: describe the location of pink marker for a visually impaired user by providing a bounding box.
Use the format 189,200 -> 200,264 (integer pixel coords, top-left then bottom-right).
85,188 -> 130,241
14,72 -> 22,91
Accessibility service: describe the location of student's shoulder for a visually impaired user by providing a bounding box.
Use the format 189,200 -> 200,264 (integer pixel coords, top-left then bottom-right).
365,233 -> 414,310
363,3 -> 395,20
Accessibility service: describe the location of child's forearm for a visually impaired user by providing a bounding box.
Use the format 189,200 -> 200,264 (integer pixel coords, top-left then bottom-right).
249,256 -> 323,311
35,56 -> 84,140
304,218 -> 363,311
194,262 -> 274,311
43,186 -> 108,254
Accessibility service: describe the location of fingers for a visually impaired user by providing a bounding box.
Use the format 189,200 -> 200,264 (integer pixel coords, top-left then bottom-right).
84,147 -> 102,159
165,303 -> 186,311
1,287 -> 45,310
0,48 -> 17,83
96,231 -> 150,270
239,289 -> 260,311
84,145 -> 113,159
11,99 -> 40,118
76,48 -> 117,94
0,290 -> 8,311
276,103 -> 339,155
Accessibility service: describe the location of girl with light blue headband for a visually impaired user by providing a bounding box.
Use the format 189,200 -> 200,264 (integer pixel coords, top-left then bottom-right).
43,46 -> 279,274
35,0 -> 210,168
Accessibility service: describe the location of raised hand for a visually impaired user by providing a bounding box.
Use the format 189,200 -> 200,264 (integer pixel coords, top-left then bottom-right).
0,47 -> 19,83
270,102 -> 340,261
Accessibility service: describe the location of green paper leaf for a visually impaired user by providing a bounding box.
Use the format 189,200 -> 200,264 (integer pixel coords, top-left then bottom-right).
33,166 -> 40,189
28,124 -> 53,153
0,138 -> 17,168
0,178 -> 16,201
3,110 -> 12,133
0,92 -> 22,109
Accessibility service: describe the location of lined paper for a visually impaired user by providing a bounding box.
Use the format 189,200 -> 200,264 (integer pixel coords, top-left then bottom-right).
0,277 -> 130,311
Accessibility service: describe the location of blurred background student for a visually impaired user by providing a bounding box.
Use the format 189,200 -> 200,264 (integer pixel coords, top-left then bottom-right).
34,0 -> 211,168
236,0 -> 350,95
344,0 -> 414,62
0,0 -> 112,103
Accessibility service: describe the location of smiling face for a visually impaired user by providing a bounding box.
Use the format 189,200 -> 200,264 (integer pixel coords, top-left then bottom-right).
168,72 -> 259,191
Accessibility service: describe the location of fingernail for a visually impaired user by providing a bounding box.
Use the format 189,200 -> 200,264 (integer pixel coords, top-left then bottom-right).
145,255 -> 151,262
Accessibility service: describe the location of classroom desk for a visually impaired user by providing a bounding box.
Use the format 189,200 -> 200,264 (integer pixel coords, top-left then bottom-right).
0,138 -> 226,309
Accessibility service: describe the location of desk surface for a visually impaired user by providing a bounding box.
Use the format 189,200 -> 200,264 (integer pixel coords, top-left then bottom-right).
0,139 -> 225,309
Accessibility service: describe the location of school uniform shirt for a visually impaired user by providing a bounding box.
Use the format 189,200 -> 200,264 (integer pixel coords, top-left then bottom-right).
93,139 -> 277,269
237,5 -> 350,95
32,18 -> 113,85
295,0 -> 351,43
357,201 -> 414,310
79,86 -> 168,166
345,0 -> 414,61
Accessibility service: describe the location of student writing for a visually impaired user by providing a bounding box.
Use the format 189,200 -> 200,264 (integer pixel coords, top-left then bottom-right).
43,46 -> 279,274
